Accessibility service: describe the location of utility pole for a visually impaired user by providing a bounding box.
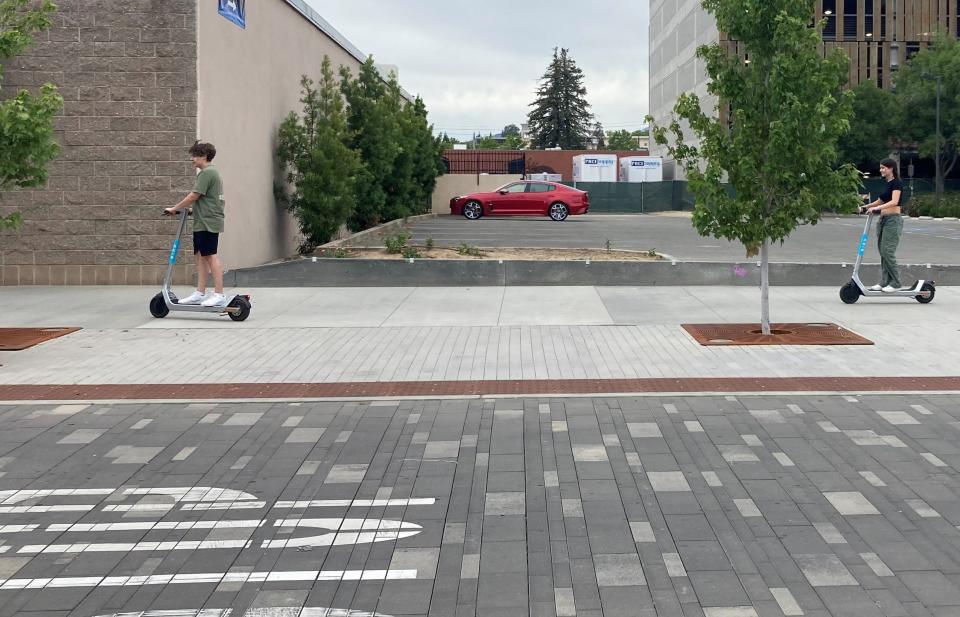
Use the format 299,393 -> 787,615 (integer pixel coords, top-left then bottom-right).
921,73 -> 942,208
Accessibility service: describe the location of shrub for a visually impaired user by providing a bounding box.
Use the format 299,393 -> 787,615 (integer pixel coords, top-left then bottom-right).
318,247 -> 351,258
425,235 -> 434,250
384,229 -> 412,254
401,246 -> 421,259
907,193 -> 960,218
456,242 -> 483,257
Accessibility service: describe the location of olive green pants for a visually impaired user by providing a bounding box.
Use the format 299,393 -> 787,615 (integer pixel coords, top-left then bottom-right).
877,214 -> 902,288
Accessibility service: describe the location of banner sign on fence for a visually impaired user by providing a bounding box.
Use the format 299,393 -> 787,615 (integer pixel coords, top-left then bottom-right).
218,0 -> 246,28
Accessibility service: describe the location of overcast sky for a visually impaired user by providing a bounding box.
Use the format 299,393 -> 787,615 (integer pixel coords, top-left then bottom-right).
305,0 -> 649,140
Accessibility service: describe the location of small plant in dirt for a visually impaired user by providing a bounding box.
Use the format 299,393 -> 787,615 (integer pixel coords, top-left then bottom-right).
425,235 -> 434,250
647,248 -> 658,258
604,238 -> 612,252
401,245 -> 422,259
318,247 -> 351,258
456,242 -> 483,257
384,229 -> 412,254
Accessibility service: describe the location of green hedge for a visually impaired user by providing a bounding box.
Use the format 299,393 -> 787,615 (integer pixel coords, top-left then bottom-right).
906,192 -> 960,218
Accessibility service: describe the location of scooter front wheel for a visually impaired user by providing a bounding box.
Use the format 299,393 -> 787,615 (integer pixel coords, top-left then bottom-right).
227,296 -> 251,322
149,292 -> 169,318
839,281 -> 861,304
916,282 -> 935,304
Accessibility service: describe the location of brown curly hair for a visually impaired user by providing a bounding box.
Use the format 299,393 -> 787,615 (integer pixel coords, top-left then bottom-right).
188,141 -> 217,162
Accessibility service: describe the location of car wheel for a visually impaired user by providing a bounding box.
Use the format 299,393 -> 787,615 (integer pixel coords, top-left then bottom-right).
549,202 -> 569,221
462,200 -> 482,220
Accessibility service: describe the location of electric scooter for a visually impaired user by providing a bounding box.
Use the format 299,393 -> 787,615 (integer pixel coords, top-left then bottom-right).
149,209 -> 252,321
839,209 -> 935,304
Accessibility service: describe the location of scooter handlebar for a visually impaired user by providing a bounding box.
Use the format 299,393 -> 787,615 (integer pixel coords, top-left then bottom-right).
162,208 -> 191,217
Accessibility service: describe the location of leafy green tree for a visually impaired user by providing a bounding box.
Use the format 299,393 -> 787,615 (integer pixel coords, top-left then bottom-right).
649,0 -> 861,334
341,57 -> 400,230
0,0 -> 62,230
502,124 -> 520,137
607,129 -> 637,150
502,134 -> 524,150
276,57 -> 360,252
477,134 -> 499,149
894,34 -> 960,196
837,81 -> 898,169
437,132 -> 460,149
527,48 -> 594,149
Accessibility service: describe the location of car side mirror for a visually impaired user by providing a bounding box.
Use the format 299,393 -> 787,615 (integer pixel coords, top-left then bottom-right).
498,190 -> 508,195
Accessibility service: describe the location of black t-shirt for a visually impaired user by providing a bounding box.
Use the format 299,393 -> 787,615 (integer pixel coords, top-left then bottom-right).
880,179 -> 904,205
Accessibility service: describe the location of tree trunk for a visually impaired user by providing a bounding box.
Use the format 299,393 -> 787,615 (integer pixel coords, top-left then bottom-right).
760,238 -> 770,335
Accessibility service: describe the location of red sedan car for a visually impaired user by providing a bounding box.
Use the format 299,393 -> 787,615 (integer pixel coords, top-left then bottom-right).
450,181 -> 589,221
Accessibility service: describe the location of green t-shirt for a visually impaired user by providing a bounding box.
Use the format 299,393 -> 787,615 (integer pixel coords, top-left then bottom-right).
192,165 -> 224,233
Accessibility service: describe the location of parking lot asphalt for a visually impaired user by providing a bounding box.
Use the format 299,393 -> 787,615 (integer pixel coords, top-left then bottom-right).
362,214 -> 960,264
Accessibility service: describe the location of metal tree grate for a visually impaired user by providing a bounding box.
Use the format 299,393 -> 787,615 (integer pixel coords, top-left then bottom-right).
681,323 -> 873,346
0,328 -> 81,351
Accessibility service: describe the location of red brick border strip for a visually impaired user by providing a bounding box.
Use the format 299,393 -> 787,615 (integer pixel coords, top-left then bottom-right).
3,377 -> 960,400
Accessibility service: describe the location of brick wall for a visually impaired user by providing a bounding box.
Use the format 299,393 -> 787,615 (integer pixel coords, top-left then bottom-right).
0,0 -> 198,285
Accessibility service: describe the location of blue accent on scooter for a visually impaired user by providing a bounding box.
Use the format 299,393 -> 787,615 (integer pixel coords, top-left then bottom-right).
169,239 -> 180,265
857,234 -> 867,257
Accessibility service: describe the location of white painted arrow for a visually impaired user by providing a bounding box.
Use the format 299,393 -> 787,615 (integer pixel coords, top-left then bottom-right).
0,517 -> 422,554
263,518 -> 422,548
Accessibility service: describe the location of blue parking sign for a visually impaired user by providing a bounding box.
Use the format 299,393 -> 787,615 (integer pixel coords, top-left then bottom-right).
218,0 -> 246,28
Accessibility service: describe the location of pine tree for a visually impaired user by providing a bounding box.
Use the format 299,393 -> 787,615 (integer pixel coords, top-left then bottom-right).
276,57 -> 359,252
407,96 -> 445,213
527,48 -> 594,149
341,57 -> 400,230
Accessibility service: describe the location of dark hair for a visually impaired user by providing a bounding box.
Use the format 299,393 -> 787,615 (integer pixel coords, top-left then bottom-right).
880,158 -> 899,180
188,141 -> 216,162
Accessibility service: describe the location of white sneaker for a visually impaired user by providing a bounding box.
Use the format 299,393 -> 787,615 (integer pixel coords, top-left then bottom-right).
881,285 -> 898,293
201,292 -> 226,307
179,290 -> 208,304
866,284 -> 882,291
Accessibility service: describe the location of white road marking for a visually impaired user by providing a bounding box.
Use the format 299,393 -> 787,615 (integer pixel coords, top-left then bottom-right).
91,608 -> 395,617
263,519 -> 421,548
273,498 -> 435,509
0,569 -> 417,590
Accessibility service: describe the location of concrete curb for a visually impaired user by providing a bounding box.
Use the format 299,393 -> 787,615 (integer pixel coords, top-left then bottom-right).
226,259 -> 960,287
318,213 -> 438,250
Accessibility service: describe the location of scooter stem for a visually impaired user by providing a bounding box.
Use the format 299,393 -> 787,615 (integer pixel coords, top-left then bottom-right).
852,211 -> 873,276
162,209 -> 189,298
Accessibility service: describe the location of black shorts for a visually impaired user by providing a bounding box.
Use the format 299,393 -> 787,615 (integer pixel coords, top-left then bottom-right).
192,231 -> 219,257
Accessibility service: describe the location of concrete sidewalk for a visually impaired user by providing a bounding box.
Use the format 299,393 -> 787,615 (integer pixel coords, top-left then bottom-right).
1,285 -> 958,388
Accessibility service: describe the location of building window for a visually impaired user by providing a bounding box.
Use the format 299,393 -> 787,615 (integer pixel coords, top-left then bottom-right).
877,47 -> 883,88
864,0 -> 874,38
880,0 -> 887,38
844,14 -> 857,39
823,0 -> 837,39
906,42 -> 920,60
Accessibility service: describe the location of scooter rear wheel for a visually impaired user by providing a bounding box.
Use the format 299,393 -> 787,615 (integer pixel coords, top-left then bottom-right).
149,292 -> 169,318
916,282 -> 935,304
839,281 -> 861,304
228,296 -> 251,322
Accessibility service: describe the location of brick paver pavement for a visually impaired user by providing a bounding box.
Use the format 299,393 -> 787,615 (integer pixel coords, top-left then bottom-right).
2,394 -> 960,616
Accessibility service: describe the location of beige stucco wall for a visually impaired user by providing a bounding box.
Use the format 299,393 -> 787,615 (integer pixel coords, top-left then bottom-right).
431,175 -> 524,214
197,1 -> 364,269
